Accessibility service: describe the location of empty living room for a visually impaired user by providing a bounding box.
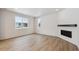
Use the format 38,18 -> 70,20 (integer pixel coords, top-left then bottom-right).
0,8 -> 79,51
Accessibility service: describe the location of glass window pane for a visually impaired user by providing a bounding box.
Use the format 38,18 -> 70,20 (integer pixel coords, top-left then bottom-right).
15,16 -> 29,28
22,18 -> 28,27
15,16 -> 23,28
23,18 -> 28,23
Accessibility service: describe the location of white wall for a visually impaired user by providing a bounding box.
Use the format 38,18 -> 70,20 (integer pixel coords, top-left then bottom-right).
36,8 -> 79,48
0,11 -> 5,39
36,13 -> 58,36
0,10 -> 34,40
57,8 -> 79,47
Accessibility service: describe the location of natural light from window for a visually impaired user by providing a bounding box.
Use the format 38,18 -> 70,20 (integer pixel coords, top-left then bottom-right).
15,16 -> 29,29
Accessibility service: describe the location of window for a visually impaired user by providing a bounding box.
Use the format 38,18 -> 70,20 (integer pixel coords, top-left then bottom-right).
15,16 -> 23,28
22,18 -> 28,28
15,16 -> 28,28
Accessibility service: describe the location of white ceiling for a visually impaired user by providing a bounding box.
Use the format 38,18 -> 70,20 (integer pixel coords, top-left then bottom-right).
5,8 -> 63,17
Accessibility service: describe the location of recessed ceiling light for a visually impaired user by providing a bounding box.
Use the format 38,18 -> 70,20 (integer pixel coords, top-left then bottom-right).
56,9 -> 59,11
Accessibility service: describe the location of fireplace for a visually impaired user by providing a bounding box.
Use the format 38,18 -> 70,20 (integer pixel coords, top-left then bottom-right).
61,30 -> 72,38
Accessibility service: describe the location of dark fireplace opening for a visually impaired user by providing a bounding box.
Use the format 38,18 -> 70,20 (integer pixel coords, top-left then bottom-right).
61,30 -> 72,38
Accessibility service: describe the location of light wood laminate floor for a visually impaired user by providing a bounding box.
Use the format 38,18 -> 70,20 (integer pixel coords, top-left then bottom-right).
0,34 -> 78,51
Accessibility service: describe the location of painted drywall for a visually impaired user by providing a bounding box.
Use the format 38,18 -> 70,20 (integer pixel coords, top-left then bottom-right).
35,8 -> 79,48
0,10 -> 34,40
0,10 -> 2,38
57,8 -> 79,47
36,13 -> 58,36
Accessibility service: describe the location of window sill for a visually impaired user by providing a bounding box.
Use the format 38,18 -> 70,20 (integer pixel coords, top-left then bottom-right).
16,27 -> 29,29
